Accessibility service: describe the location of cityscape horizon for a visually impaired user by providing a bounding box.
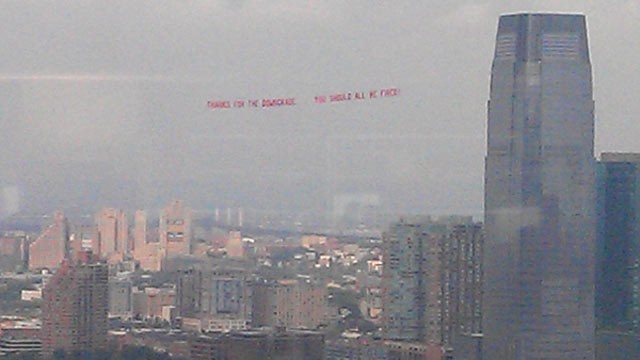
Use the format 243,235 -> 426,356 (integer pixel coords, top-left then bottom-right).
1,4 -> 640,360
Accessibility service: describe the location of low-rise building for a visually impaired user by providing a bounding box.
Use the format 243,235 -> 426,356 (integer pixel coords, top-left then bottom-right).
190,328 -> 324,360
252,278 -> 327,330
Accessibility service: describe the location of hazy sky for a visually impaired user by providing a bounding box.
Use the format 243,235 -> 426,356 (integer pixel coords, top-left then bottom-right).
1,1 -> 639,221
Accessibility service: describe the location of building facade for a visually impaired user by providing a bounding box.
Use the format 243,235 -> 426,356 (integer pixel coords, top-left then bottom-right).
28,211 -> 69,271
94,208 -> 129,264
132,210 -> 163,272
484,13 -> 596,359
382,217 -> 445,343
442,223 -> 483,350
159,200 -> 192,258
381,217 -> 483,354
177,267 -> 253,332
132,286 -> 176,320
109,277 -> 133,318
190,328 -> 324,360
252,278 -> 327,330
596,153 -> 640,333
41,252 -> 109,358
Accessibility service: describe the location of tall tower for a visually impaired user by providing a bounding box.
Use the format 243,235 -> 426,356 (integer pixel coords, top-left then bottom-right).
41,251 -> 108,358
484,14 -> 596,359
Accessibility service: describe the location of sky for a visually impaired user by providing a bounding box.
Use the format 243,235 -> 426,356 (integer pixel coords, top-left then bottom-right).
1,1 -> 639,223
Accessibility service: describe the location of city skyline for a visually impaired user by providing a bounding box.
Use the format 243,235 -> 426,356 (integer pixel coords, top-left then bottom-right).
1,5 -> 640,359
1,2 -> 640,221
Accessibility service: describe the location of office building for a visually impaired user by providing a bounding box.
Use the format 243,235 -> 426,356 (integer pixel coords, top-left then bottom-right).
94,208 -> 129,264
596,153 -> 640,333
159,200 -> 192,258
132,210 -> 162,272
41,251 -> 109,358
484,13 -> 596,359
176,268 -> 203,319
28,211 -> 69,271
443,223 -> 483,350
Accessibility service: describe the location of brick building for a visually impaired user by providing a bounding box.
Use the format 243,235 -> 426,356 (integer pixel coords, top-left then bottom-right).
41,251 -> 108,358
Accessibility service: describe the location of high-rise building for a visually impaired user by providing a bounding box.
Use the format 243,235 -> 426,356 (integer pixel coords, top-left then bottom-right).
159,200 -> 192,258
28,211 -> 69,271
443,223 -> 483,350
382,217 -> 445,344
596,153 -> 640,333
381,216 -> 483,353
484,14 -> 596,359
40,251 -> 109,358
132,210 -> 162,272
94,208 -> 129,264
176,268 -> 203,319
132,209 -> 146,250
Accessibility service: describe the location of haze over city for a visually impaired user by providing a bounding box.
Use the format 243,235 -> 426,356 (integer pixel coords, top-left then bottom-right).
1,1 -> 640,222
2,1 -> 640,359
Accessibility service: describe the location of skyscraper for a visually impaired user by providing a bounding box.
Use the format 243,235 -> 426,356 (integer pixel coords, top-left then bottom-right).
94,208 -> 129,264
484,14 -> 596,359
41,251 -> 108,358
381,216 -> 483,353
596,153 -> 640,333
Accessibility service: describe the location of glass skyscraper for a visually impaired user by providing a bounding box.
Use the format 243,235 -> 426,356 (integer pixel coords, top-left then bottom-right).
484,14 -> 596,359
596,153 -> 640,333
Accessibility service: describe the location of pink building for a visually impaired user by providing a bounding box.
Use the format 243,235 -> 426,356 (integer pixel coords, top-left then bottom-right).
28,211 -> 69,271
132,210 -> 162,272
94,208 -> 128,264
159,200 -> 192,258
